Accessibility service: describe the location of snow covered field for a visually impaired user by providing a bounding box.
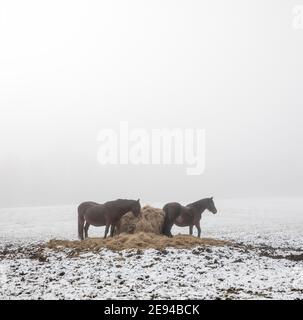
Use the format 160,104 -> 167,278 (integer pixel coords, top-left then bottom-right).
0,198 -> 303,300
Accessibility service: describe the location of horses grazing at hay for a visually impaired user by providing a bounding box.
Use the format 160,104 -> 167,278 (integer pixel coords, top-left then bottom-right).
78,199 -> 141,240
162,197 -> 217,238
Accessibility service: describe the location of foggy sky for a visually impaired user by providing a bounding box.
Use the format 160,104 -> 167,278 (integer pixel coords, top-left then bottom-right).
1,0 -> 303,208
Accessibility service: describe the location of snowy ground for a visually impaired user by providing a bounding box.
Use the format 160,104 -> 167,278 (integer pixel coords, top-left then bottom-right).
0,198 -> 303,300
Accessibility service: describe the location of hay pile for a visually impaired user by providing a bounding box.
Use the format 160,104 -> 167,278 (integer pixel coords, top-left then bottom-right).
47,233 -> 229,252
116,205 -> 165,235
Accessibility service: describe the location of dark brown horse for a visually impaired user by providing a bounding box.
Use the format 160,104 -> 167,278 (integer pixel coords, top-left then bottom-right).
162,198 -> 217,238
78,199 -> 141,240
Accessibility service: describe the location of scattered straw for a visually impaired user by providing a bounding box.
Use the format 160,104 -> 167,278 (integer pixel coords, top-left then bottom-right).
47,232 -> 229,252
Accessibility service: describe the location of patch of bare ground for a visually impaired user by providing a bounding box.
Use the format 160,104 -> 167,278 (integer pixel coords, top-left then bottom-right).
47,232 -> 230,252
260,252 -> 303,262
233,243 -> 303,262
222,288 -> 271,300
0,243 -> 48,261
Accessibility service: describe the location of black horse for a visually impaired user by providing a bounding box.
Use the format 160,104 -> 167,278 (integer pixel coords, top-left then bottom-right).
162,198 -> 217,238
78,199 -> 141,240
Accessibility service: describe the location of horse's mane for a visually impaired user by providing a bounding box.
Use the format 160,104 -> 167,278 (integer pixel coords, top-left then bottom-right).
186,198 -> 209,210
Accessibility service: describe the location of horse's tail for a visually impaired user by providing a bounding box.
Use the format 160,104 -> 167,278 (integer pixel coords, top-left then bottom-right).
162,203 -> 182,237
78,205 -> 85,240
162,207 -> 170,236
162,204 -> 174,236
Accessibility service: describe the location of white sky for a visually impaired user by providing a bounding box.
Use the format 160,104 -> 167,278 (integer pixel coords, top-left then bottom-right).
1,0 -> 303,207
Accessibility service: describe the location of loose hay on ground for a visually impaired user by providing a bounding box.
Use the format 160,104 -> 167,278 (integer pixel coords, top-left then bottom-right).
47,233 -> 230,252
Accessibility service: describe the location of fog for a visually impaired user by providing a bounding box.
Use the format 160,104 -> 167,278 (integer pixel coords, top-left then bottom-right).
1,0 -> 303,208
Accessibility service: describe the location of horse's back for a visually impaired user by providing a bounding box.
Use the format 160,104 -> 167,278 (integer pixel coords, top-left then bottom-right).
78,202 -> 108,226
163,202 -> 182,212
78,201 -> 100,215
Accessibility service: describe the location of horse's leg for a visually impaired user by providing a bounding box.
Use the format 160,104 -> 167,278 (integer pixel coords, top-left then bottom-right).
168,225 -> 173,238
110,224 -> 115,237
196,222 -> 201,238
84,222 -> 90,239
115,221 -> 121,236
164,221 -> 174,238
189,225 -> 193,236
104,223 -> 110,239
78,212 -> 85,241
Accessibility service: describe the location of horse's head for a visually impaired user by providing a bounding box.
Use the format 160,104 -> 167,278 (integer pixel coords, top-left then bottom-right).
131,199 -> 141,217
207,197 -> 217,214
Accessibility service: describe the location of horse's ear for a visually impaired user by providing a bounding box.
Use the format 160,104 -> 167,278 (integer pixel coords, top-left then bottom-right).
210,197 -> 213,200
137,199 -> 140,203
